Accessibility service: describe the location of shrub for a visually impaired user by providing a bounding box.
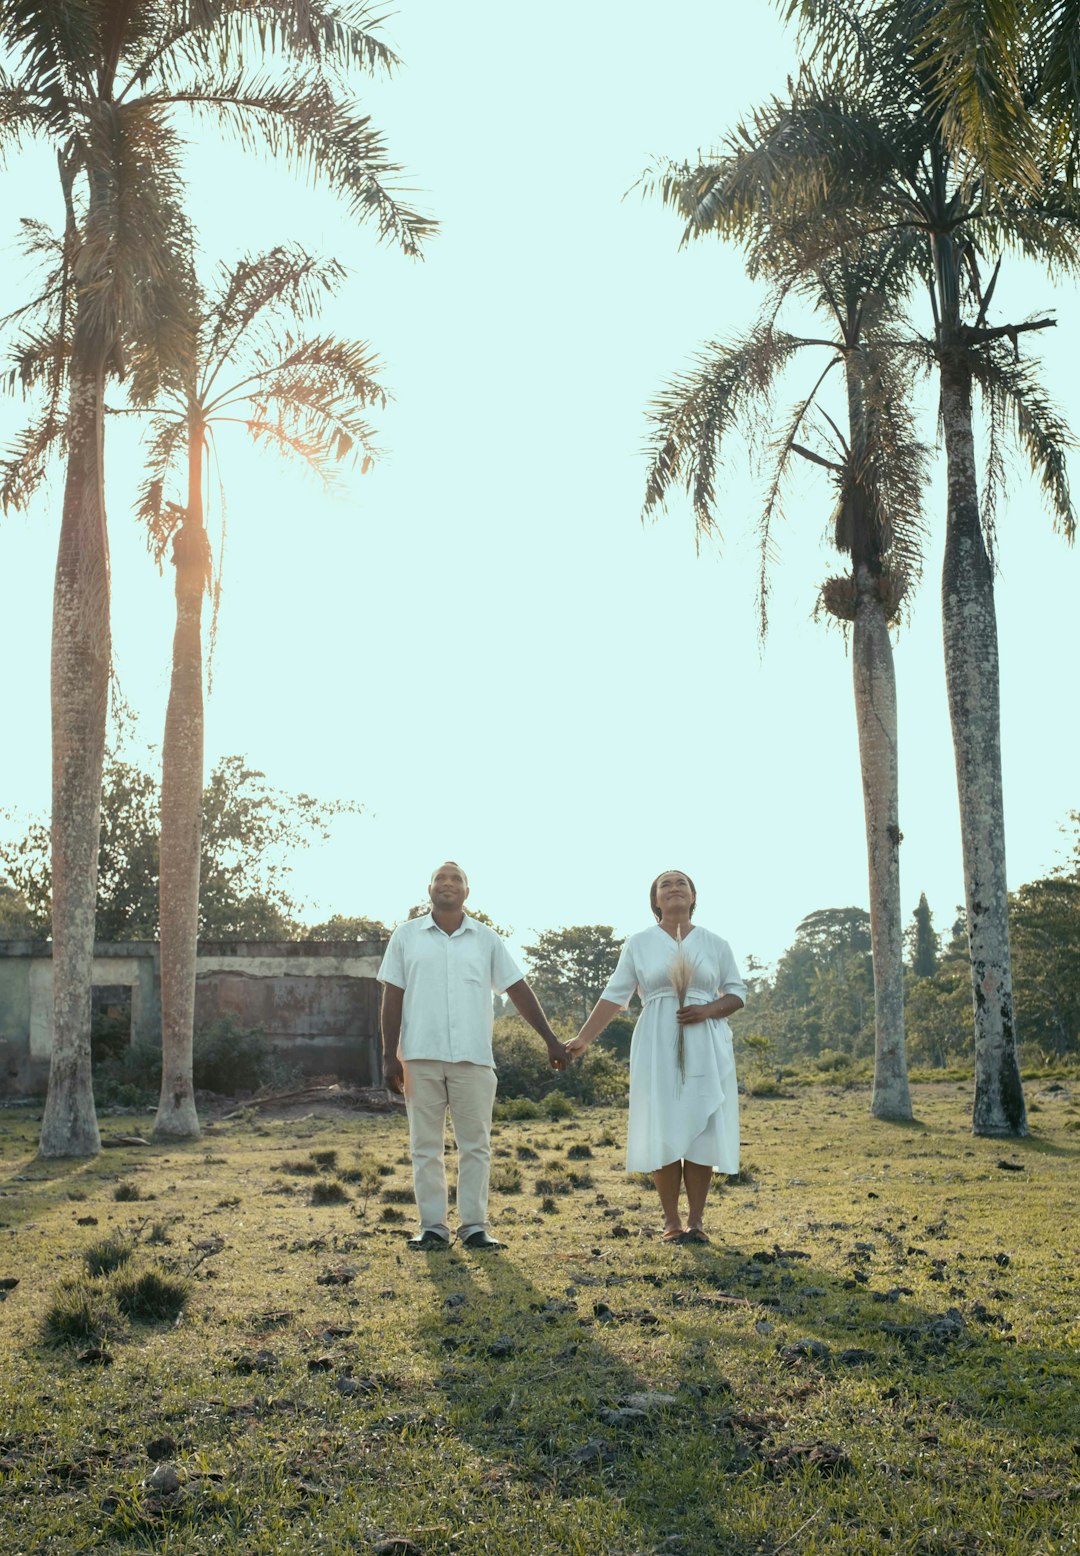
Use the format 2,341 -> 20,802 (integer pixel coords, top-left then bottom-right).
490,1164 -> 523,1194
492,1016 -> 628,1106
310,1149 -> 338,1169
93,1038 -> 163,1107
813,1048 -> 853,1073
113,1181 -> 141,1202
111,1268 -> 189,1322
192,1016 -> 299,1095
310,1179 -> 349,1206
493,1097 -> 541,1122
92,1014 -> 299,1103
595,1014 -> 635,1061
83,1234 -> 133,1277
535,1175 -> 572,1197
542,1092 -> 575,1120
567,1143 -> 593,1160
43,1278 -> 123,1345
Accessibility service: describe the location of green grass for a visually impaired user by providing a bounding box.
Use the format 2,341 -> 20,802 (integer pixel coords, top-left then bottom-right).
0,1080 -> 1078,1554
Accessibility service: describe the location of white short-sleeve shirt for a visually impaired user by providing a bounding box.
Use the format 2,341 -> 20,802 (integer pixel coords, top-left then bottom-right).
377,913 -> 523,1067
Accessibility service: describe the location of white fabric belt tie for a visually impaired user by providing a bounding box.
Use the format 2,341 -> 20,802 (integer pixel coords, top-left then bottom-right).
641,987 -> 716,1007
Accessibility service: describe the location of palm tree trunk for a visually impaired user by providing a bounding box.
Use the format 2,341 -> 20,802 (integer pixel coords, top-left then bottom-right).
852,568 -> 912,1121
38,342 -> 107,1159
153,419 -> 206,1140
938,356 -> 1027,1137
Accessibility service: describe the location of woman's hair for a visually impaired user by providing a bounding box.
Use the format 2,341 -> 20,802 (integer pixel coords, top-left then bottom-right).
650,870 -> 697,922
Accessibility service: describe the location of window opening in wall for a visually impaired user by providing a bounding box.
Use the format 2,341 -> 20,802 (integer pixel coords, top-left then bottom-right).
91,985 -> 132,1068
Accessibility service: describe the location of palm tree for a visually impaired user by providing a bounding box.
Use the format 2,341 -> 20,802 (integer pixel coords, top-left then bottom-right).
0,1 -> 432,1157
642,193 -> 928,1120
683,4 -> 1079,1136
130,244 -> 386,1138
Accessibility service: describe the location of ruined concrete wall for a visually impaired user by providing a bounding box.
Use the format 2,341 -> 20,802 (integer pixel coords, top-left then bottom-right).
194,941 -> 384,1085
0,939 -> 386,1095
0,943 -> 35,1092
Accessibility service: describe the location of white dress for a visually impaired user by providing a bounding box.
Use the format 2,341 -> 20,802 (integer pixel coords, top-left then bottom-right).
601,925 -> 746,1174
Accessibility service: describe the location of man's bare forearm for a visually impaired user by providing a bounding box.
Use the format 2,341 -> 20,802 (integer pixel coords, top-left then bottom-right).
381,984 -> 403,1055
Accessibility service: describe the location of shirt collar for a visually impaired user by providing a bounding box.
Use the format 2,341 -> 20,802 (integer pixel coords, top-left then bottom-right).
422,911 -> 476,936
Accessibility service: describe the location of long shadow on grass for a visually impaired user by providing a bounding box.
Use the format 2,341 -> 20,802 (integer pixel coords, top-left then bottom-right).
411,1207 -> 1079,1544
412,1240 -> 750,1552
410,1229 -> 901,1554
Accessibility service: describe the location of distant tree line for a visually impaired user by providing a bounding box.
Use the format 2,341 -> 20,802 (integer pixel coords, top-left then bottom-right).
740,824 -> 1080,1069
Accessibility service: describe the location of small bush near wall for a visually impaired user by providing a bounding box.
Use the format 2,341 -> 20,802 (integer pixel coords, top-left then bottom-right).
193,1016 -> 298,1095
93,1015 -> 298,1105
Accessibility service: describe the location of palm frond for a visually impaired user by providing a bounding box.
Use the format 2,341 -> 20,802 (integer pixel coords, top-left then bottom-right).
135,412 -> 189,561
121,1 -> 401,99
971,337 -> 1077,540
201,246 -> 347,393
159,72 -> 435,256
642,326 -> 816,544
0,0 -> 99,131
0,401 -> 66,511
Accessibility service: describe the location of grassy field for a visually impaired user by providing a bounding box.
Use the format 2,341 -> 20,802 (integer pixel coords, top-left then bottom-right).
0,1079 -> 1077,1556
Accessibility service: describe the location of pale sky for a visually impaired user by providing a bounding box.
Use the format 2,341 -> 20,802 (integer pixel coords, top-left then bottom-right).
1,2 -> 1077,976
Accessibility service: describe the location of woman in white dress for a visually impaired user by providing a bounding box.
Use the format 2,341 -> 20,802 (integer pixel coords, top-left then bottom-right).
566,870 -> 746,1243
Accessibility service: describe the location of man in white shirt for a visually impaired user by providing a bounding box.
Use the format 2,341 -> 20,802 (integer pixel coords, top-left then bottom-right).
379,862 -> 568,1250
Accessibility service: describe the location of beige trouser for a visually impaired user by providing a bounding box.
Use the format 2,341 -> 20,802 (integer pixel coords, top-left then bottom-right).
402,1059 -> 498,1240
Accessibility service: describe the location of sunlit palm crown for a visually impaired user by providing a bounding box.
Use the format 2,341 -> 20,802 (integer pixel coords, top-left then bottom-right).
134,243 -> 388,577
0,1 -> 428,509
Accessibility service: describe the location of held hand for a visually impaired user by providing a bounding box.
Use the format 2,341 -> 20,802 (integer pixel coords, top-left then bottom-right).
546,1038 -> 569,1072
383,1054 -> 405,1095
564,1034 -> 588,1061
676,1004 -> 711,1026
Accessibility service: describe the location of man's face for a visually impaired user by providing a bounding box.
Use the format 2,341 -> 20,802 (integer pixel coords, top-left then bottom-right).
428,863 -> 469,913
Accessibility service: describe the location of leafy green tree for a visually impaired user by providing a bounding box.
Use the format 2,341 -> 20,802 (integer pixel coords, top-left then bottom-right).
0,878 -> 34,938
905,953 -> 975,1068
906,892 -> 939,978
303,915 -> 389,942
732,0 -> 1080,1133
745,908 -> 876,1065
794,908 -> 873,966
131,245 -> 386,1139
0,0 -> 433,1158
1009,815 -> 1080,1059
522,926 -> 624,1024
0,754 -> 357,942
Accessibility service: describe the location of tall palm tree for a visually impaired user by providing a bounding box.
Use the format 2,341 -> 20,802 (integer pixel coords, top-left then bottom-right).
683,5 -> 1079,1136
0,1 -> 432,1157
131,244 -> 386,1138
642,198 -> 928,1120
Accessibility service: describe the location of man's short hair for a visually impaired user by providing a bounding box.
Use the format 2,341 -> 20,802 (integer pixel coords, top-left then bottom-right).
430,860 -> 469,888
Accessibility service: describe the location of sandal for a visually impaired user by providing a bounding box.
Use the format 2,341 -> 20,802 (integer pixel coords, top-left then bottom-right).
679,1228 -> 710,1245
661,1227 -> 685,1243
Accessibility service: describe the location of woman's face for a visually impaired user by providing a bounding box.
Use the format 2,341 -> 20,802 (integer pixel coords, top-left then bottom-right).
654,871 -> 695,917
